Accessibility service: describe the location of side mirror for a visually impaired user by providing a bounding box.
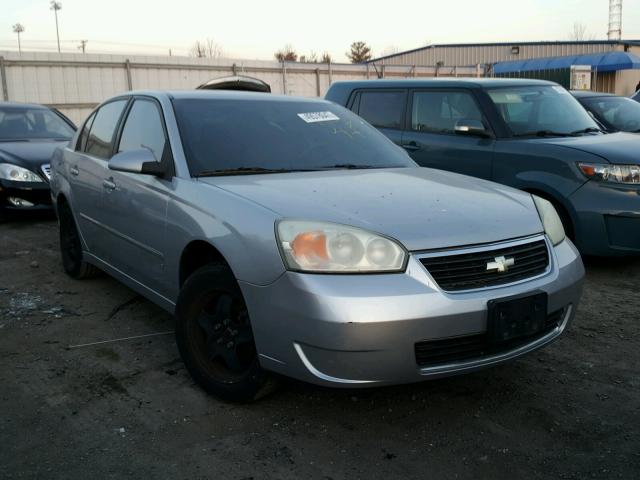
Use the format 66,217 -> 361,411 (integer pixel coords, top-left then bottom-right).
108,148 -> 166,176
454,119 -> 491,138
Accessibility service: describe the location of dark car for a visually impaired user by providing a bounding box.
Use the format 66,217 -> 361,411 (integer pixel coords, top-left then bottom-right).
0,102 -> 76,217
325,78 -> 640,256
572,90 -> 640,133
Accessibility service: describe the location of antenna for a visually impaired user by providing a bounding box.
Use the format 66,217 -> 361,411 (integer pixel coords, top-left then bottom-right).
607,0 -> 622,40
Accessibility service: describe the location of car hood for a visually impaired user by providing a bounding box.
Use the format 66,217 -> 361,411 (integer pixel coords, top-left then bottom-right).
0,140 -> 69,169
199,167 -> 543,251
530,132 -> 640,164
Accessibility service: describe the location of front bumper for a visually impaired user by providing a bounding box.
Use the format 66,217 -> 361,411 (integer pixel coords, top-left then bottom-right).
570,180 -> 640,256
0,179 -> 52,211
241,237 -> 585,387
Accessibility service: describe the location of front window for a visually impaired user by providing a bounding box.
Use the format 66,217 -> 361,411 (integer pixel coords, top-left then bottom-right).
581,96 -> 640,133
118,100 -> 167,161
0,106 -> 75,141
488,85 -> 599,137
172,98 -> 415,176
411,91 -> 484,133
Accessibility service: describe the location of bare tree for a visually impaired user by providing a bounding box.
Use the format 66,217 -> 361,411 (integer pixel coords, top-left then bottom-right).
300,51 -> 318,63
569,23 -> 594,41
274,44 -> 297,62
320,51 -> 332,63
190,39 -> 224,58
346,41 -> 372,63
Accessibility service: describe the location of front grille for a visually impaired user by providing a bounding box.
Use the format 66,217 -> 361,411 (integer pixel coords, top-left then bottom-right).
419,239 -> 549,292
415,308 -> 565,367
41,164 -> 52,182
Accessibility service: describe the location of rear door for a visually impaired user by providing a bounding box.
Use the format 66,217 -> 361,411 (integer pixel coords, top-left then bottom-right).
67,99 -> 129,261
102,97 -> 173,296
401,89 -> 495,179
349,89 -> 406,146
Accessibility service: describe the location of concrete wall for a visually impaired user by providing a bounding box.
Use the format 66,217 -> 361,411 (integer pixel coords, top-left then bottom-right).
0,51 -> 478,126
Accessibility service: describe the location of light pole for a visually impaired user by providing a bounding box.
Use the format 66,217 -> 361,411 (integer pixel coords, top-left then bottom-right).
50,1 -> 62,53
12,23 -> 25,54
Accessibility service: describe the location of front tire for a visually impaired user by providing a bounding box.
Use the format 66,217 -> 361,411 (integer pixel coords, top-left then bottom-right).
58,202 -> 100,279
175,264 -> 276,402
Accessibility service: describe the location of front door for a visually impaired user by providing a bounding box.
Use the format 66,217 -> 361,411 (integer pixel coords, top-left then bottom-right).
402,89 -> 495,180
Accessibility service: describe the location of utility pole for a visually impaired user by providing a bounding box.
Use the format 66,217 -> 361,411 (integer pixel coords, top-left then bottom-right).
78,39 -> 88,53
50,1 -> 62,53
12,23 -> 25,54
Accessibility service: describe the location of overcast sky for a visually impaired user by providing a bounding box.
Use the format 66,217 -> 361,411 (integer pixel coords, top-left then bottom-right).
1,0 -> 639,61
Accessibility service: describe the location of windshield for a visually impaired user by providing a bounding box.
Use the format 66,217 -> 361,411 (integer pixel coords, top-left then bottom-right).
582,96 -> 640,132
487,85 -> 599,136
172,98 -> 415,176
0,106 -> 75,141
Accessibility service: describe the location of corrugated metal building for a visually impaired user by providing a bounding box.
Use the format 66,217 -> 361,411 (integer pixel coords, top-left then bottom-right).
369,41 -> 640,95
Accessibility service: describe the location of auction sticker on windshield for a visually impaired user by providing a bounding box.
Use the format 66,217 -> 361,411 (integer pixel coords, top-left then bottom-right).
297,111 -> 340,123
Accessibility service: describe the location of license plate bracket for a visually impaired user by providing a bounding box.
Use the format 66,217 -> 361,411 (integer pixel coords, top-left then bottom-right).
487,292 -> 548,344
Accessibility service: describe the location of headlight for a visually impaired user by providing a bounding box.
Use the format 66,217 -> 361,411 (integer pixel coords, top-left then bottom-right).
578,163 -> 640,184
0,163 -> 43,182
277,220 -> 407,273
532,195 -> 565,246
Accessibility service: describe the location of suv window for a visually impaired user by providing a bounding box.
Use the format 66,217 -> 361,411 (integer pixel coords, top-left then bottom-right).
77,111 -> 96,151
118,99 -> 166,161
357,91 -> 405,129
85,100 -> 127,159
411,91 -> 483,133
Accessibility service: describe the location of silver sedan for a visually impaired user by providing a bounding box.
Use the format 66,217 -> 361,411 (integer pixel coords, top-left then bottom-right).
50,90 -> 584,401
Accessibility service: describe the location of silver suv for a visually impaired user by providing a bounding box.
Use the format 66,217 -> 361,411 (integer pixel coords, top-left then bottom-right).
50,91 -> 585,402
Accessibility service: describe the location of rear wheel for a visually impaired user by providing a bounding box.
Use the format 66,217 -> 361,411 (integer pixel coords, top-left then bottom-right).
58,202 -> 100,279
175,264 -> 276,402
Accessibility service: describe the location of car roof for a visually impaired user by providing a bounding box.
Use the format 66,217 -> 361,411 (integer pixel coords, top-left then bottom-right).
127,89 -> 328,104
0,101 -> 50,110
570,90 -> 615,99
327,78 -> 557,90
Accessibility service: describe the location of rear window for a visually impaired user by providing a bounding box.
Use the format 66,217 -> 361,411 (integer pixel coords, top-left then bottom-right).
172,98 -> 414,176
357,91 -> 405,129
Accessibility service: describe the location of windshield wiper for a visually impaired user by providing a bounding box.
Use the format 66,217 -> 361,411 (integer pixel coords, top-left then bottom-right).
569,127 -> 603,136
513,130 -> 572,138
320,164 -> 382,170
195,167 -> 309,177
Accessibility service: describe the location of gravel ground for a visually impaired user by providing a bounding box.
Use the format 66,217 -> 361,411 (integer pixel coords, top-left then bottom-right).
1,215 -> 639,479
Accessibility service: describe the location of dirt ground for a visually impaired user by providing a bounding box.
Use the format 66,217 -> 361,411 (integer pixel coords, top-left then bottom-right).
1,214 -> 639,480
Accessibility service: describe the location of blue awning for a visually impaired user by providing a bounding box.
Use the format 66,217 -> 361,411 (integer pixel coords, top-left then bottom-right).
493,51 -> 640,74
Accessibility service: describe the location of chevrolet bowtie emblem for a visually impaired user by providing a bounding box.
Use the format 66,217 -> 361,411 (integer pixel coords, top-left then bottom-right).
486,255 -> 515,273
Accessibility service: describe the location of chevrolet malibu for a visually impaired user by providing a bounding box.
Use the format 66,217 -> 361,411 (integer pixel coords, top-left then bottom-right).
50,91 -> 584,401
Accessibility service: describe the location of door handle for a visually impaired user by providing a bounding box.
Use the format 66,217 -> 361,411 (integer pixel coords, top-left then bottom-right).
401,142 -> 420,151
70,166 -> 79,176
102,178 -> 117,191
